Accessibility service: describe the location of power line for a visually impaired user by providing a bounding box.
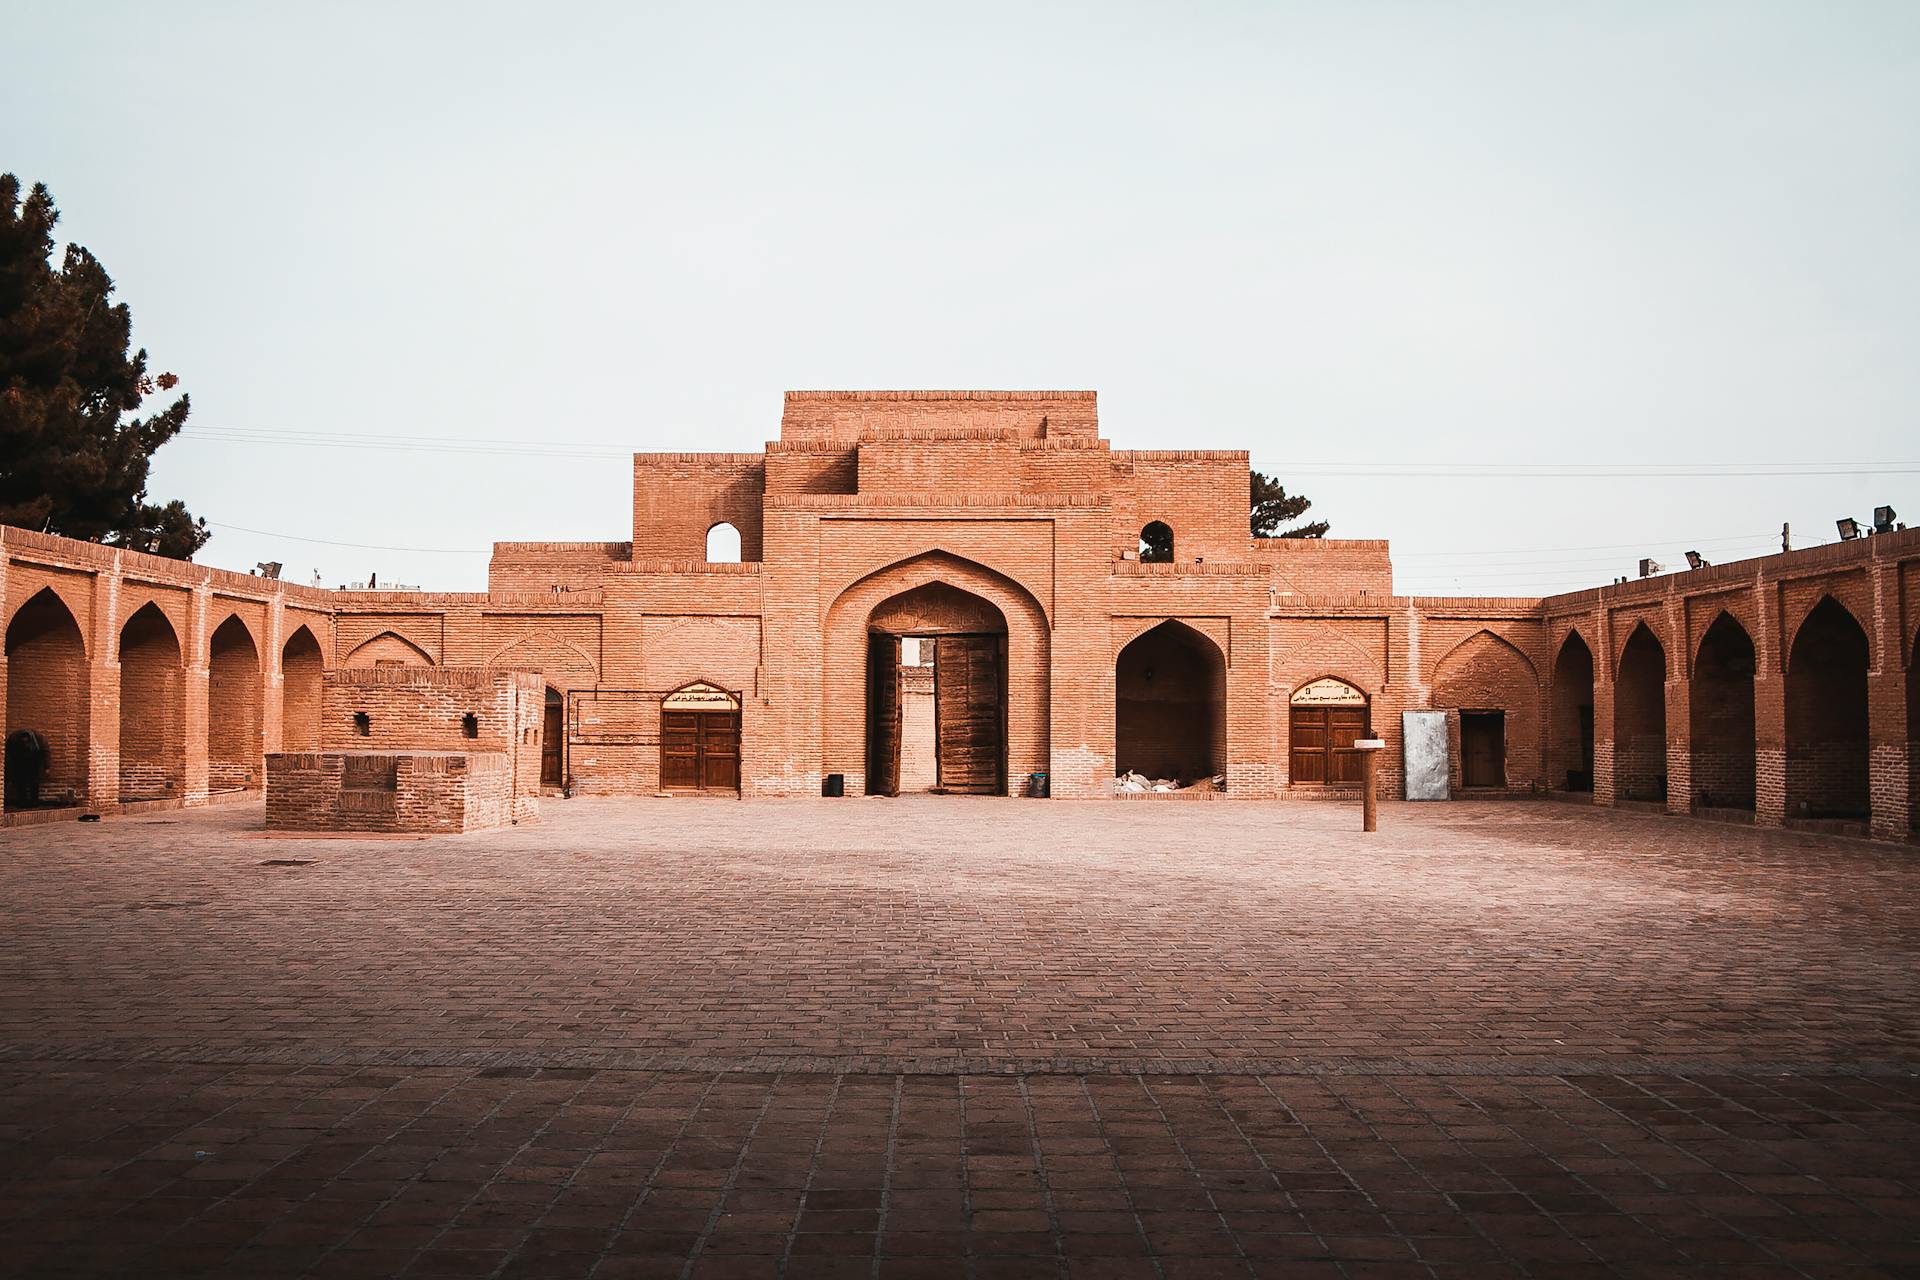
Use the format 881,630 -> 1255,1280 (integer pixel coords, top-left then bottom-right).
207,521 -> 487,554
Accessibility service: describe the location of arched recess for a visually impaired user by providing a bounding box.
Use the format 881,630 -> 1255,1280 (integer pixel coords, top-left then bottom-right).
1785,596 -> 1870,820
1288,676 -> 1370,786
343,630 -> 434,668
823,551 -> 1050,797
542,686 -> 565,787
207,615 -> 263,791
1614,623 -> 1667,802
282,626 -> 325,753
705,522 -> 742,563
1139,521 -> 1174,563
1690,612 -> 1755,812
120,602 -> 184,800
1430,629 -> 1540,791
5,587 -> 90,809
1550,631 -> 1595,792
1115,621 -> 1225,783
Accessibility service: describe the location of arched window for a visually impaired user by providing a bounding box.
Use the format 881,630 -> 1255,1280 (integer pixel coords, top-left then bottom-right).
1139,521 -> 1174,564
706,522 -> 742,563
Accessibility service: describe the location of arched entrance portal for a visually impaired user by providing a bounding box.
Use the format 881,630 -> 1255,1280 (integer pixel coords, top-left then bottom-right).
1115,621 -> 1225,784
1785,596 -> 1870,820
1690,613 -> 1756,812
1550,633 -> 1595,792
5,588 -> 90,810
866,582 -> 1007,795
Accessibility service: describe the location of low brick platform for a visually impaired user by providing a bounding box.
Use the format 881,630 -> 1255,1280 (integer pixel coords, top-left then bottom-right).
266,751 -> 521,835
1,797 -> 1917,1275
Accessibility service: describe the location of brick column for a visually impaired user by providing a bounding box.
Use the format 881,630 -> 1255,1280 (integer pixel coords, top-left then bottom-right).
1591,609 -> 1617,806
263,591 -> 286,757
86,555 -> 123,808
1867,560 -> 1910,839
182,582 -> 211,805
1666,676 -> 1692,815
1753,581 -> 1787,827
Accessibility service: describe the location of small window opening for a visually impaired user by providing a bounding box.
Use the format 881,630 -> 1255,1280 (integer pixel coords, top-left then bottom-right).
353,712 -> 371,736
1139,521 -> 1174,563
461,713 -> 479,739
706,521 -> 742,563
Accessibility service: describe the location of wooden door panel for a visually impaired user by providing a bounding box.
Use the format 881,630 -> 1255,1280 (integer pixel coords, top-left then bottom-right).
1291,705 -> 1370,786
868,634 -> 901,796
935,635 -> 1001,793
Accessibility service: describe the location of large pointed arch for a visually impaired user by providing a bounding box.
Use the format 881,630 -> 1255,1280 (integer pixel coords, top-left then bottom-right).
823,551 -> 1050,797
281,624 -> 325,753
1116,620 -> 1225,784
119,602 -> 184,800
208,614 -> 263,792
1614,622 -> 1667,803
1431,629 -> 1543,791
1785,595 -> 1870,820
1690,610 -> 1755,812
5,587 -> 90,809
1549,629 -> 1595,793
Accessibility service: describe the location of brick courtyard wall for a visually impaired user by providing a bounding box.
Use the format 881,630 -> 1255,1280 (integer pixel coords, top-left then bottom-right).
1112,451 -> 1250,565
487,542 -> 630,593
266,750 -> 515,832
765,441 -> 858,496
1428,628 -> 1545,792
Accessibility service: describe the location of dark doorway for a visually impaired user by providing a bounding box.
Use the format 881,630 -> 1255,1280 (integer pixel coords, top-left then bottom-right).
541,688 -> 564,786
1288,679 -> 1369,786
661,709 -> 740,792
4,588 -> 89,810
864,582 -> 1010,797
1115,621 -> 1225,783
1461,711 -> 1506,788
1615,624 -> 1667,802
867,633 -> 901,796
1785,596 -> 1870,820
1551,633 -> 1595,792
1690,613 -> 1756,811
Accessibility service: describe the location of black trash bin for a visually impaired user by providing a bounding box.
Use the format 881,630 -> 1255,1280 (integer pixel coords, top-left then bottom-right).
1027,771 -> 1050,798
5,729 -> 49,809
822,773 -> 845,797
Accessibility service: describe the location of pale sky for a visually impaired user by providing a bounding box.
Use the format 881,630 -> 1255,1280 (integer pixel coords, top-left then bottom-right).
4,1 -> 1915,596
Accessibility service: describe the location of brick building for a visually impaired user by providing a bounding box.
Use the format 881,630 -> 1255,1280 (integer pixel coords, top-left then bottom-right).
4,390 -> 1917,839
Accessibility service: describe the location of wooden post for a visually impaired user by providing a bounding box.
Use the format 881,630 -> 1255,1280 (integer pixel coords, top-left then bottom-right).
1356,738 -> 1386,832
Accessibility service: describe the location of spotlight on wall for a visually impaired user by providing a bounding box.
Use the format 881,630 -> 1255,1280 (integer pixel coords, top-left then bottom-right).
1837,517 -> 1863,541
1684,550 -> 1708,570
1638,558 -> 1664,578
1874,505 -> 1899,534
254,561 -> 282,579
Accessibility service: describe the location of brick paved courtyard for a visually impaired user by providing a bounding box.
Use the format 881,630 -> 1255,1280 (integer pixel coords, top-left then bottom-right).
2,798 -> 1918,1276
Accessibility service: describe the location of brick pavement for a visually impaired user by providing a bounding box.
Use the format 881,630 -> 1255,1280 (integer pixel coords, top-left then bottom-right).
2,797 -> 1918,1276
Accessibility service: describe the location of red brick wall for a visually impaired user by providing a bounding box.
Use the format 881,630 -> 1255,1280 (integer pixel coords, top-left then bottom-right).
266,750 -> 518,832
632,455 -> 765,562
281,627 -> 325,752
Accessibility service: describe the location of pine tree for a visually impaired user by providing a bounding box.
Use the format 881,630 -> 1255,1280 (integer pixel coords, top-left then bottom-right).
0,174 -> 207,559
1250,470 -> 1328,539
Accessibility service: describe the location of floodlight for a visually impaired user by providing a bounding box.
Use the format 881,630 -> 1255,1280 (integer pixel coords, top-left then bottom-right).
1638,558 -> 1663,578
1684,550 -> 1707,570
1874,505 -> 1898,534
1837,517 -> 1863,541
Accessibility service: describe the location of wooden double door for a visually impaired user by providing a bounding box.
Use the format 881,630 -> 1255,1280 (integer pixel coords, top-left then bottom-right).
1289,705 -> 1369,785
868,632 -> 1004,795
661,710 -> 741,792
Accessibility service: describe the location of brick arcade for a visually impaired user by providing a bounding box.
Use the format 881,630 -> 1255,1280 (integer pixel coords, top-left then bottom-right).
3,389 -> 1918,838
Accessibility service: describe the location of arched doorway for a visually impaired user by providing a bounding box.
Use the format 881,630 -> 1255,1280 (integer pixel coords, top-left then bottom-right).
1786,596 -> 1870,820
1550,633 -> 1595,792
1690,613 -> 1756,812
208,616 -> 263,793
542,687 -> 564,786
1289,677 -> 1369,786
1139,521 -> 1174,563
281,626 -> 324,752
1115,621 -> 1225,784
866,582 -> 1007,795
120,603 -> 184,801
1432,630 -> 1541,791
659,681 -> 740,793
5,588 -> 89,810
1615,624 -> 1667,802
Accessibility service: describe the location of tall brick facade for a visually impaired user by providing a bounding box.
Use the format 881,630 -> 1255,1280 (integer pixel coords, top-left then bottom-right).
4,390 -> 1918,840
